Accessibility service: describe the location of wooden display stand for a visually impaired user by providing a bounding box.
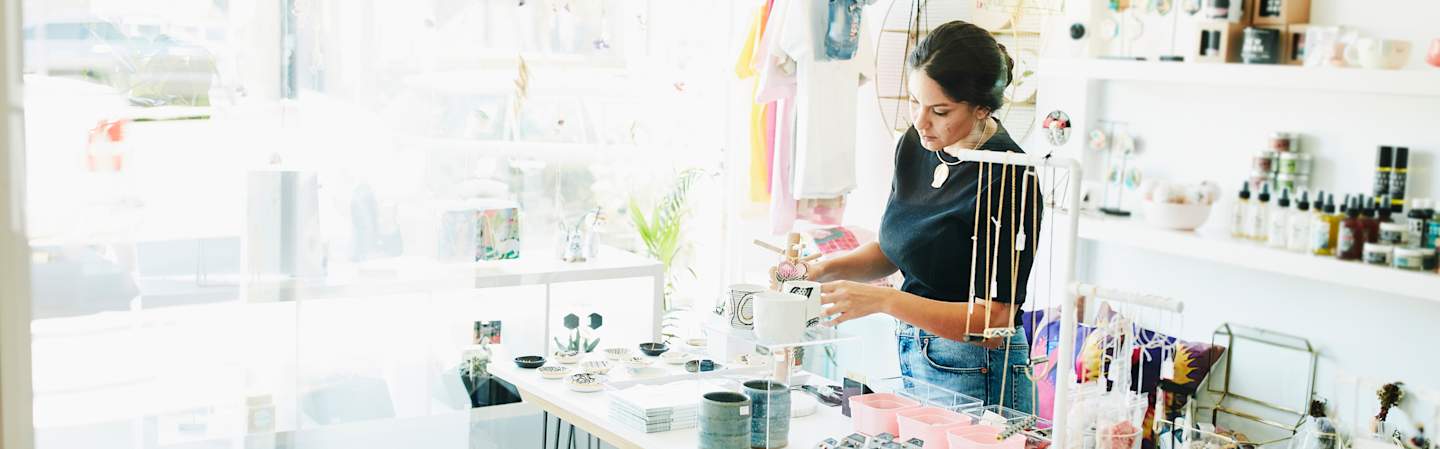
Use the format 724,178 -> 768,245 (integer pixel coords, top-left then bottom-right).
1189,20 -> 1247,63
1252,0 -> 1310,26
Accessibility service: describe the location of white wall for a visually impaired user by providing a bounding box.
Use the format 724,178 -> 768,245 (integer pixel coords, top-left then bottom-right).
834,0 -> 1440,439
2,0 -> 35,447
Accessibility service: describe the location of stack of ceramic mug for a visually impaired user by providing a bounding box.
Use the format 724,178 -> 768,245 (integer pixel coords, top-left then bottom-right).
719,281 -> 824,345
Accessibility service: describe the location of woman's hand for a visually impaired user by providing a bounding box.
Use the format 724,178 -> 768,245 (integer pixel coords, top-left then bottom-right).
769,259 -> 829,289
819,280 -> 897,326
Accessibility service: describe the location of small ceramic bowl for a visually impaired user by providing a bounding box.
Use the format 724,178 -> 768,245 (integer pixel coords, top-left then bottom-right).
552,350 -> 580,364
684,338 -> 708,350
604,347 -> 631,361
638,342 -> 669,357
566,373 -> 607,393
581,360 -> 612,375
537,365 -> 570,380
514,355 -> 545,369
660,350 -> 689,365
622,355 -> 653,372
685,359 -> 722,373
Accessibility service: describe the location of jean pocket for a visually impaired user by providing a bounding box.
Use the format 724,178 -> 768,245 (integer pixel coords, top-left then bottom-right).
922,337 -> 987,374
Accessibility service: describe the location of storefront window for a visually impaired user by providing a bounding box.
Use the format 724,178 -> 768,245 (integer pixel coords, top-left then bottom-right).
21,0 -> 733,447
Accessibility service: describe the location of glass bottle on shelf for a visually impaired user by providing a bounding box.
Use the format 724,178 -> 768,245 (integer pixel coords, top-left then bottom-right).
1288,191 -> 1311,252
1268,188 -> 1291,248
1252,183 -> 1272,243
1338,197 -> 1364,261
1233,181 -> 1253,239
1312,194 -> 1339,256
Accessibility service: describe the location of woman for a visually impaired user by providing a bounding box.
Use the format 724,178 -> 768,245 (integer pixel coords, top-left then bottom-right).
793,21 -> 1042,412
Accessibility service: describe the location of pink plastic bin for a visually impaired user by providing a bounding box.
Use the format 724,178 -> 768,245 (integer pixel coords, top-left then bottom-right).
849,393 -> 921,436
946,425 -> 1026,449
896,406 -> 975,449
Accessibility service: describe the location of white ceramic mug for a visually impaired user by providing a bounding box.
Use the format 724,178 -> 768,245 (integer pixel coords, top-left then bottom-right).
752,291 -> 807,345
780,280 -> 823,328
1345,38 -> 1412,69
724,284 -> 766,330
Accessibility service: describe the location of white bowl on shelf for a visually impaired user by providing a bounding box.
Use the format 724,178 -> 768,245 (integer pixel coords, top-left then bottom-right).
1141,200 -> 1212,231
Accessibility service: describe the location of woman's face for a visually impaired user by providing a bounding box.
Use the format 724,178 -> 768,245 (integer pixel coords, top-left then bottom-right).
908,70 -> 988,151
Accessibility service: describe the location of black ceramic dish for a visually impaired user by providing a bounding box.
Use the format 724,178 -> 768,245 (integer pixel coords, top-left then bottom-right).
638,342 -> 669,357
514,355 -> 545,369
685,359 -> 721,373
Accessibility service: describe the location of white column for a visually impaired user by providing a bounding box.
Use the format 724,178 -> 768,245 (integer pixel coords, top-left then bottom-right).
1,0 -> 35,447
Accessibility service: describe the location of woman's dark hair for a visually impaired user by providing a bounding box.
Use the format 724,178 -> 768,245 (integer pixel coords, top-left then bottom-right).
907,20 -> 1014,113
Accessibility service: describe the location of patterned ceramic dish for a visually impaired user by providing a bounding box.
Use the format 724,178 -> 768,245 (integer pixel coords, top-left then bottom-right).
604,347 -> 631,361
552,350 -> 580,364
537,365 -> 570,380
660,350 -> 689,365
621,355 -> 653,372
514,355 -> 545,369
566,373 -> 607,393
638,342 -> 669,357
581,360 -> 612,375
733,353 -> 767,367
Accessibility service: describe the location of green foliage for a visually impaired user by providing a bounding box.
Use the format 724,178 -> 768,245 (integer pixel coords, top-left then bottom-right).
629,169 -> 704,311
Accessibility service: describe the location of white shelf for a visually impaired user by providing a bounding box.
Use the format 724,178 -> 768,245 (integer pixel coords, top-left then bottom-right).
1076,215 -> 1440,302
1043,58 -> 1440,97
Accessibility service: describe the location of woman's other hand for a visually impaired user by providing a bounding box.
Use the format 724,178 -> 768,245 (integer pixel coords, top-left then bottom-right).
819,280 -> 896,326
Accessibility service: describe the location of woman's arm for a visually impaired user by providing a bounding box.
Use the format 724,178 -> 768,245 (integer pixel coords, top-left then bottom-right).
821,281 -> 1013,342
809,242 -> 899,283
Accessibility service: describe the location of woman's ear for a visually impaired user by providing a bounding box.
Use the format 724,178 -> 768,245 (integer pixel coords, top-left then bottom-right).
974,106 -> 993,121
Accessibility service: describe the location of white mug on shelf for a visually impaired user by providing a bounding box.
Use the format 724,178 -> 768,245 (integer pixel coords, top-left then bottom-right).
752,291 -> 807,345
780,280 -> 823,328
1345,38 -> 1412,70
724,284 -> 765,330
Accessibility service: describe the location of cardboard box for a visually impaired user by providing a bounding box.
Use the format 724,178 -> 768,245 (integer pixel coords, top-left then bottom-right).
1252,0 -> 1310,25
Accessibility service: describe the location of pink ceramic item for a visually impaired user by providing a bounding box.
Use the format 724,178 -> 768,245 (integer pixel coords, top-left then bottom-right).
946,426 -> 1026,449
849,393 -> 922,436
1428,38 -> 1440,67
897,406 -> 975,449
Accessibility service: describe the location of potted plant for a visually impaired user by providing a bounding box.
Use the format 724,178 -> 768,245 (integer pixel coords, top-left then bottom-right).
628,168 -> 706,342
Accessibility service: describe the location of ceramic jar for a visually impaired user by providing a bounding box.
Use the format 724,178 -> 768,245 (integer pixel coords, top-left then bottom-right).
752,291 -> 807,345
744,380 -> 791,449
700,391 -> 752,449
724,284 -> 765,330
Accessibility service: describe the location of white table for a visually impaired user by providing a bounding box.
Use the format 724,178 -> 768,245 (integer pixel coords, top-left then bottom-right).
490,346 -> 856,449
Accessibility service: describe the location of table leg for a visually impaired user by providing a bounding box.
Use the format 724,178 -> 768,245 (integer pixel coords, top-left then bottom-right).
541,411 -> 548,449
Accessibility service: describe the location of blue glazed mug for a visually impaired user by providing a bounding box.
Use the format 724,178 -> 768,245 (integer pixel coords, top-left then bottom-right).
700,391 -> 751,449
743,380 -> 791,449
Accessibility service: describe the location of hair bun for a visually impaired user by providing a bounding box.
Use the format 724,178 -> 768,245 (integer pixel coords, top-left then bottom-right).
995,42 -> 1015,88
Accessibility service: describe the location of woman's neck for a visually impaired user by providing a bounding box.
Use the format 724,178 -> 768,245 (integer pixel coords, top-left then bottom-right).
942,117 -> 997,157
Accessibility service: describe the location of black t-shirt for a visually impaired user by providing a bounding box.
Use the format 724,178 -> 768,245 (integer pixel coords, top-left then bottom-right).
879,120 -> 1043,320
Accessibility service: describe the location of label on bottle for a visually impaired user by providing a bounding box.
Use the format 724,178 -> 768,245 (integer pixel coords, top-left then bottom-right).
1311,219 -> 1331,252
1269,214 -> 1288,246
1375,171 -> 1390,198
1390,171 -> 1407,202
1250,210 -> 1266,240
1338,226 -> 1356,255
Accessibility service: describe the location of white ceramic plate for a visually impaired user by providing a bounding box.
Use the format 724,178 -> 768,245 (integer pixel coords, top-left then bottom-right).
621,355 -> 652,370
552,350 -> 580,364
566,373 -> 607,393
660,351 -> 689,365
581,360 -> 612,375
537,366 -> 570,380
604,348 -> 631,361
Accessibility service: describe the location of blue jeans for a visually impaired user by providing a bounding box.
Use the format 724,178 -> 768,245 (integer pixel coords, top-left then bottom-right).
896,322 -> 1036,414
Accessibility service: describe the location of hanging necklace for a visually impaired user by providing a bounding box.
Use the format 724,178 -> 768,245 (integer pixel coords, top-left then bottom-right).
932,118 -> 996,189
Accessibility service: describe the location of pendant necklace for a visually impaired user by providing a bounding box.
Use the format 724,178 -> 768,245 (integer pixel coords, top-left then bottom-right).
932,119 -> 995,189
